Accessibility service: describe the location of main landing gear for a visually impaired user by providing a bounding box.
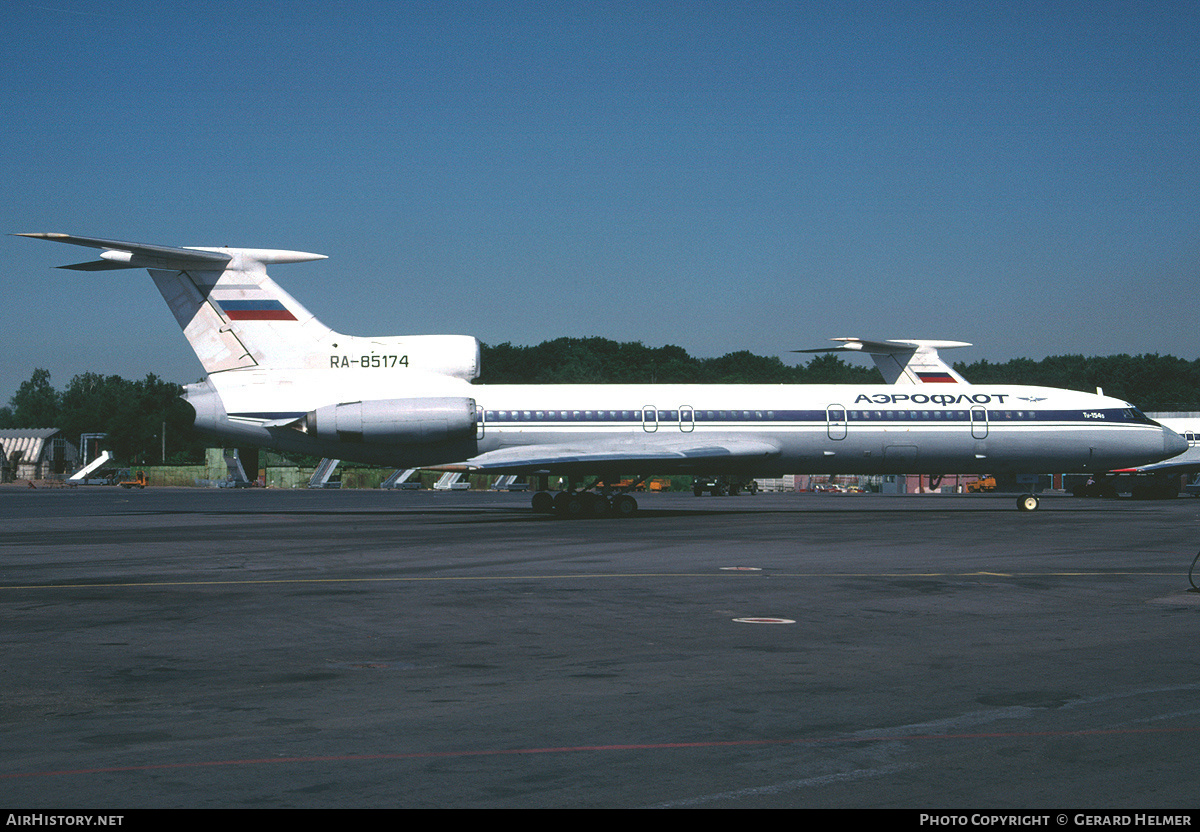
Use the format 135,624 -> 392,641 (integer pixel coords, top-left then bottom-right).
530,477 -> 641,518
1017,494 -> 1039,511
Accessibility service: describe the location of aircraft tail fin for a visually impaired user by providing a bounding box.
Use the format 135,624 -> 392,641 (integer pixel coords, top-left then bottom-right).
17,233 -> 332,375
19,232 -> 482,382
795,338 -> 971,384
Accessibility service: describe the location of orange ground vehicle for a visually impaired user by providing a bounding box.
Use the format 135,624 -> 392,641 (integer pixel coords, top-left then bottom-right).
611,477 -> 672,492
119,470 -> 147,489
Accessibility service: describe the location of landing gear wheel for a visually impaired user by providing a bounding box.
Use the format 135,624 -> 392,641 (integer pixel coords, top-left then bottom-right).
1017,494 -> 1039,512
562,494 -> 585,517
612,494 -> 638,517
554,491 -> 584,517
583,492 -> 610,517
531,491 -> 555,514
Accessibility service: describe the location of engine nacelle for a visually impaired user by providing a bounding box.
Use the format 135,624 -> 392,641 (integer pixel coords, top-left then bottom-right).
306,397 -> 476,444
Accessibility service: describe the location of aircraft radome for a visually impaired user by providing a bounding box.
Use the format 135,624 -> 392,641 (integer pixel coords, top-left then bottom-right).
18,233 -> 1188,516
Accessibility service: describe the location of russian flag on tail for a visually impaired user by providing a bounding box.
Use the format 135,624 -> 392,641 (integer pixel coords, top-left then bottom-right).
217,299 -> 297,321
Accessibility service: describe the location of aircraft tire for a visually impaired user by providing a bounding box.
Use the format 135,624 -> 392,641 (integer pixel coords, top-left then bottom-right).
584,492 -> 610,517
531,491 -> 555,514
612,494 -> 638,517
553,491 -> 582,517
552,491 -> 569,511
1017,494 -> 1039,512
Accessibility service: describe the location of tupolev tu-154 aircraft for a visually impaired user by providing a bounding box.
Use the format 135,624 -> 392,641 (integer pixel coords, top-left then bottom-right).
19,233 -> 1187,516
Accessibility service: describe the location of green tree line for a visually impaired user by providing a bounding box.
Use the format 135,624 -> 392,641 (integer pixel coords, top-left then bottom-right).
3,341 -> 1198,465
478,338 -> 880,384
479,339 -> 1200,409
0,370 -> 206,464
953,354 -> 1200,410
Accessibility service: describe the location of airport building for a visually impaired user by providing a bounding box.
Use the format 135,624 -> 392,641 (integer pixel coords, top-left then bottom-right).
0,428 -> 79,482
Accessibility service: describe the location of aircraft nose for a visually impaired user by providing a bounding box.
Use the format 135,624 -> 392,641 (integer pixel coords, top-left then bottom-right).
1163,426 -> 1188,457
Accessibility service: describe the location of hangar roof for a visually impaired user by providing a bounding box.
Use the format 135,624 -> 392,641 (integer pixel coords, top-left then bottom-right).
0,428 -> 62,463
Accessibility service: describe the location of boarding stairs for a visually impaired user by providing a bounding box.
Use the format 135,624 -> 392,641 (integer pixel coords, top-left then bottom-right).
489,475 -> 528,491
308,458 -> 341,488
382,468 -> 421,489
223,449 -> 252,487
68,450 -> 112,482
433,471 -> 470,490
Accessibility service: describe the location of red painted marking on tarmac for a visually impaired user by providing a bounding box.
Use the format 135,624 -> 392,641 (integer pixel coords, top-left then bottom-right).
4,726 -> 1199,779
733,617 -> 795,624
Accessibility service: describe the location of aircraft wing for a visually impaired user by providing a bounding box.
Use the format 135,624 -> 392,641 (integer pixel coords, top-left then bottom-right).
456,437 -> 782,474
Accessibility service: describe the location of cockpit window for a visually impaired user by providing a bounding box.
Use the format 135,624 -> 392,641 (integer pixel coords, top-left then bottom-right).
1126,408 -> 1160,426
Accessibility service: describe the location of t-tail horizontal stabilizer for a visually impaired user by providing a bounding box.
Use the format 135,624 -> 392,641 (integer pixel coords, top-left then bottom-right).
16,232 -> 332,374
795,338 -> 971,385
13,232 -> 325,271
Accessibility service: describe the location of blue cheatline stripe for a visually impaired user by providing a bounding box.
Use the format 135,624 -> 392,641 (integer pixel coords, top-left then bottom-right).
229,408 -> 1145,427
476,408 -> 1150,426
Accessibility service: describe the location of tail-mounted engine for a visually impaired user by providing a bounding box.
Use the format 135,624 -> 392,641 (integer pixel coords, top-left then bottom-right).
304,397 -> 476,444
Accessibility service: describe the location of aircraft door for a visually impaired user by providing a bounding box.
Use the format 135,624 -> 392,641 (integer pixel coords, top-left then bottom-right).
827,404 -> 847,440
679,405 -> 694,432
971,406 -> 988,439
642,406 -> 658,433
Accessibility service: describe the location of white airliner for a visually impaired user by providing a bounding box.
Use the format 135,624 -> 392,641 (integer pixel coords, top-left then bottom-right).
19,233 -> 1187,515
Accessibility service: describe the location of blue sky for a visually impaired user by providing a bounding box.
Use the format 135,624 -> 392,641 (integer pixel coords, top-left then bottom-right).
3,1 -> 1198,401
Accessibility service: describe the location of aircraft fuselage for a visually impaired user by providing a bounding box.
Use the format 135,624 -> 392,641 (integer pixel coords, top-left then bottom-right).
186,374 -> 1183,477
